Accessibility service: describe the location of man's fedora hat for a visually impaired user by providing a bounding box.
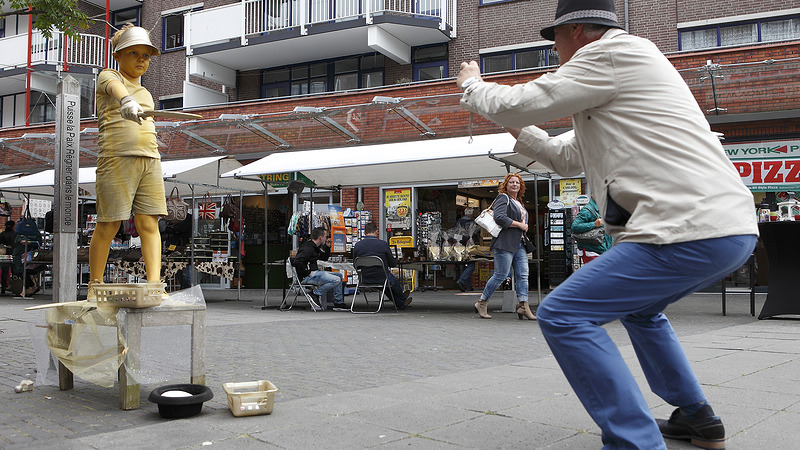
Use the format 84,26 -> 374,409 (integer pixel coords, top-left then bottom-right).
114,26 -> 161,56
540,0 -> 622,41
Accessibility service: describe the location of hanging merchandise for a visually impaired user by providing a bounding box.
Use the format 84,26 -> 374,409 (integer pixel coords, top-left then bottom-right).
198,193 -> 218,220
15,204 -> 40,237
165,187 -> 189,224
287,212 -> 301,235
220,194 -> 241,221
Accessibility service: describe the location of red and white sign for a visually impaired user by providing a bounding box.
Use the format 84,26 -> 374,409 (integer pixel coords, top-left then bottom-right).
724,140 -> 800,191
732,159 -> 800,191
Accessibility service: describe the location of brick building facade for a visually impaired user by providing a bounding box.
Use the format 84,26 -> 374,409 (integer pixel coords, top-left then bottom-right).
1,1 -> 799,240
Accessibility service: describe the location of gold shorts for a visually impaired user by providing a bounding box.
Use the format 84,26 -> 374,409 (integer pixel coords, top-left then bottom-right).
95,156 -> 167,222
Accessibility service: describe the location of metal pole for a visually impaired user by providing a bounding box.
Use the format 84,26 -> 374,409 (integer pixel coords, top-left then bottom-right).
53,75 -> 81,303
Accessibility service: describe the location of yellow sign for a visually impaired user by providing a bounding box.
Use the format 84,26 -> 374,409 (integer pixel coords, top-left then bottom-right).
258,173 -> 292,183
559,178 -> 582,206
389,236 -> 414,248
384,188 -> 412,229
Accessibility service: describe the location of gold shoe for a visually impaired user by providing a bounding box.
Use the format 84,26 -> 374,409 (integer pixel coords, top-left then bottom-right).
87,279 -> 103,302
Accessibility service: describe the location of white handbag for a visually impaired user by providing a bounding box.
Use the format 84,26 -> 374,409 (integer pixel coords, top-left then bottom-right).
475,195 -> 506,237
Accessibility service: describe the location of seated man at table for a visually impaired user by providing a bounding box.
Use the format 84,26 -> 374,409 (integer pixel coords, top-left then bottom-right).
352,222 -> 412,309
292,227 -> 346,309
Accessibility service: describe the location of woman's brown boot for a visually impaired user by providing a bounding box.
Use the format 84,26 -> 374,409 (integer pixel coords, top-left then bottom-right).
474,300 -> 492,319
517,302 -> 536,320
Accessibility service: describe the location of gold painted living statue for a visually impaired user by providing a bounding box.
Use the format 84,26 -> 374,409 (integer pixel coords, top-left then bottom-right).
88,24 -> 166,299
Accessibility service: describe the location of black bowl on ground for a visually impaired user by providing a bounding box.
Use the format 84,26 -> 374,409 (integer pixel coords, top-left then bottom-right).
148,384 -> 214,419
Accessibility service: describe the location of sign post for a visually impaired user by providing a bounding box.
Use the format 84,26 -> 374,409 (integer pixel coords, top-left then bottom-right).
53,75 -> 80,305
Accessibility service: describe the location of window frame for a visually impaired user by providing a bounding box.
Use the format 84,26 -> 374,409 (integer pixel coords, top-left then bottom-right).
113,6 -> 141,28
260,54 -> 385,99
480,46 -> 558,74
161,6 -> 202,52
411,44 -> 449,82
678,14 -> 800,51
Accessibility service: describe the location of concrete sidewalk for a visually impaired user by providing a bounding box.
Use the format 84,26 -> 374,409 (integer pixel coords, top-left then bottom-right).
0,288 -> 797,449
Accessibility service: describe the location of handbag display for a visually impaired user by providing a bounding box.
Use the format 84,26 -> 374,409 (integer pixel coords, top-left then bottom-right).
219,194 -> 240,221
572,205 -> 605,246
15,205 -> 39,237
475,194 -> 507,238
165,186 -> 189,224
198,193 -> 218,220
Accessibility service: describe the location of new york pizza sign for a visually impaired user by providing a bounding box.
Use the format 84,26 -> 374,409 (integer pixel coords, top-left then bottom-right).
724,140 -> 800,191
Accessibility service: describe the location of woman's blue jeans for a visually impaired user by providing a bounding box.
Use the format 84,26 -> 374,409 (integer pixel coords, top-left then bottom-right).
537,234 -> 756,449
481,242 -> 529,302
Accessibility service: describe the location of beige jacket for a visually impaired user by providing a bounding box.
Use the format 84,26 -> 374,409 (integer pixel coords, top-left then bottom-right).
461,29 -> 758,244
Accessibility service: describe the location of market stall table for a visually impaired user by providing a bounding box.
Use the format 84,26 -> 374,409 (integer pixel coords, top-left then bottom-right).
757,221 -> 800,319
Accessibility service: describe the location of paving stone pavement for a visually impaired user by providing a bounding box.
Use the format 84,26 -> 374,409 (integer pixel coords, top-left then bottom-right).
0,288 -> 797,449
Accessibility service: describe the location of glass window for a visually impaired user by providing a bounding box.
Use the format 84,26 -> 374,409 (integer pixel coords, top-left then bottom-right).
291,66 -> 309,79
413,45 -> 447,63
548,49 -> 560,66
310,78 -> 327,93
310,63 -> 327,77
263,84 -> 288,98
334,73 -> 358,91
762,18 -> 800,42
483,54 -> 512,73
515,50 -> 546,69
679,15 -> 800,51
417,65 -> 444,81
160,97 -> 183,110
680,28 -> 718,51
720,23 -> 757,47
361,54 -> 385,70
362,72 -> 383,88
334,57 -> 359,74
113,8 -> 139,27
163,14 -> 185,50
262,68 -> 290,84
291,82 -> 309,96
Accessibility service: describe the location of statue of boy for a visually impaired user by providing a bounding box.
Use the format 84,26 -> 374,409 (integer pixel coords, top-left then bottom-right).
89,24 -> 167,298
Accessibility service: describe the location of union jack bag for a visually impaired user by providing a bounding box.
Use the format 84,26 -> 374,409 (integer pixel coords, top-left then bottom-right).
198,193 -> 217,220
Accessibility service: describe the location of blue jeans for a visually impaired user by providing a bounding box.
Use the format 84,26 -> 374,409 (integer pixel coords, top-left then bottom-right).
481,242 -> 529,302
302,271 -> 344,303
458,262 -> 475,289
537,235 -> 756,449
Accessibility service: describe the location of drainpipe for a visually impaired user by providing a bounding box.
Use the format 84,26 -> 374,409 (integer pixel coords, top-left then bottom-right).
624,0 -> 629,31
104,0 -> 110,68
25,6 -> 32,126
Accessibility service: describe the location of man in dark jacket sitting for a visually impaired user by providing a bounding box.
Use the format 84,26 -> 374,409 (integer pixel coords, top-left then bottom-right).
352,222 -> 412,309
292,227 -> 345,309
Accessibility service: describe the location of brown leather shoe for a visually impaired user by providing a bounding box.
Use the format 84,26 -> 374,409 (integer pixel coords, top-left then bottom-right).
403,297 -> 412,308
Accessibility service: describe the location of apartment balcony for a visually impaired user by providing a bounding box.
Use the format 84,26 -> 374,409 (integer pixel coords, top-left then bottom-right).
0,30 -> 106,97
185,0 -> 455,86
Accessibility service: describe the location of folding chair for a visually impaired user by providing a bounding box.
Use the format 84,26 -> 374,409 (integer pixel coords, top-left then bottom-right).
350,256 -> 398,314
721,253 -> 756,316
280,259 -> 322,311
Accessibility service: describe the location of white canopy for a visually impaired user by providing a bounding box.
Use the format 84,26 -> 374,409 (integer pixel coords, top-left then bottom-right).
221,133 -> 552,187
0,156 -> 267,199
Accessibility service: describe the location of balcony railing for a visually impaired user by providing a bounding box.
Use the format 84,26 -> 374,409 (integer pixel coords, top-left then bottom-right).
32,31 -> 106,68
0,30 -> 107,70
187,0 -> 455,54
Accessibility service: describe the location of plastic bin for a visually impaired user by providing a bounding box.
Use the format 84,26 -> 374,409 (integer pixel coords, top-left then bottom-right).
93,282 -> 165,308
222,380 -> 278,417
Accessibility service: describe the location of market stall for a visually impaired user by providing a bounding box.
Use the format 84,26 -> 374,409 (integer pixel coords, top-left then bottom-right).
0,156 -> 268,296
222,132 -> 554,302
